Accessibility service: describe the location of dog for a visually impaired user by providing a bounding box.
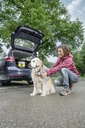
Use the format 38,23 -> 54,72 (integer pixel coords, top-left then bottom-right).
30,57 -> 56,96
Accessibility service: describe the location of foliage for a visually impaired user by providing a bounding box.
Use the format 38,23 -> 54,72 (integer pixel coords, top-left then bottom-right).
80,43 -> 85,76
43,60 -> 54,68
43,59 -> 60,77
0,0 -> 84,60
72,41 -> 85,76
72,52 -> 83,76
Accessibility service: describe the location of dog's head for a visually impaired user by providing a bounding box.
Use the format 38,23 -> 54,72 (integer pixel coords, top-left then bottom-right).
31,58 -> 43,69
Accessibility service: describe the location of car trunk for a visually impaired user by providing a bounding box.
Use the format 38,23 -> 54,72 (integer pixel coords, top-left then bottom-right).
11,26 -> 44,53
12,50 -> 33,69
15,59 -> 30,69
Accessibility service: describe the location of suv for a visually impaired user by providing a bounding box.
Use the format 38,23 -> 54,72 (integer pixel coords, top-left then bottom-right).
0,26 -> 43,86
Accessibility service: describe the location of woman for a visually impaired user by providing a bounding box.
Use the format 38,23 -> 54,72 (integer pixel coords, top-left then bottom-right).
41,44 -> 80,96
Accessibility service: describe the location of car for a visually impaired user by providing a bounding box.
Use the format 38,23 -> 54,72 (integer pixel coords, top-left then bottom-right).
0,26 -> 44,86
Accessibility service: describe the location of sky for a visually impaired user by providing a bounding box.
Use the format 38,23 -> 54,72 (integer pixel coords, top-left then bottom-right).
47,0 -> 85,62
61,0 -> 85,29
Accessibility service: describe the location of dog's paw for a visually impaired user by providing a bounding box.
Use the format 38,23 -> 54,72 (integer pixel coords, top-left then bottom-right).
30,93 -> 36,96
41,93 -> 46,96
51,89 -> 56,94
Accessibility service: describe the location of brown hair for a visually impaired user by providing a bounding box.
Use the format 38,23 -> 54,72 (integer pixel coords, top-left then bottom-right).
56,44 -> 70,57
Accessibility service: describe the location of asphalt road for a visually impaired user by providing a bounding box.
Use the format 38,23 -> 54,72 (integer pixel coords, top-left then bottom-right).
0,80 -> 85,128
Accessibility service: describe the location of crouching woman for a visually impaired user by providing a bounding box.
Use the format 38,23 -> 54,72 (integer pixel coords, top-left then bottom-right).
41,44 -> 80,96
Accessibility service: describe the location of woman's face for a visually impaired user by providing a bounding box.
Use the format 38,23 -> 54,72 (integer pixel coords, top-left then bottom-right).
57,48 -> 64,58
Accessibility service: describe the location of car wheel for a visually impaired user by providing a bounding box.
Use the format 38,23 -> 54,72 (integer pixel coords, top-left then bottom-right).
0,81 -> 3,86
7,81 -> 11,85
27,80 -> 33,85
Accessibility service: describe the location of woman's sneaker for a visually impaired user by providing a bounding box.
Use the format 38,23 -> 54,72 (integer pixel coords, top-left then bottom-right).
69,84 -> 73,92
60,88 -> 72,96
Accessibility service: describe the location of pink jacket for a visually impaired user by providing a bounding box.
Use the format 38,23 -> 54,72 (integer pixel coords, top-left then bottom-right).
46,54 -> 80,77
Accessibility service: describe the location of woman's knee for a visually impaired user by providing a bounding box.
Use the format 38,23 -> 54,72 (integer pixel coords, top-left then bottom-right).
61,68 -> 67,73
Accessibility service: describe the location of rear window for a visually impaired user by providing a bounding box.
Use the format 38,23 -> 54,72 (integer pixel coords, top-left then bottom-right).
14,38 -> 36,52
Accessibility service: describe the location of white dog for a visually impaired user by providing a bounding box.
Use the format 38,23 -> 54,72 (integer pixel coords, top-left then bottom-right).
30,57 -> 56,96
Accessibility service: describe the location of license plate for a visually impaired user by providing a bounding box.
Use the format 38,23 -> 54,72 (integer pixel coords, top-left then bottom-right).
18,61 -> 25,67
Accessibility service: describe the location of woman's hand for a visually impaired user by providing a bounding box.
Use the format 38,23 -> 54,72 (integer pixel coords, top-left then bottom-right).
41,72 -> 47,78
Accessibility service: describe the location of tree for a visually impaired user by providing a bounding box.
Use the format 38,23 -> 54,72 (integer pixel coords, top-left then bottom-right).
0,0 -> 84,60
73,52 -> 83,76
80,43 -> 85,76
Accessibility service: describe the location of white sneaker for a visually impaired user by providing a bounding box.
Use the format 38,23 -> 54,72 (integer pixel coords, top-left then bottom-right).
60,88 -> 72,96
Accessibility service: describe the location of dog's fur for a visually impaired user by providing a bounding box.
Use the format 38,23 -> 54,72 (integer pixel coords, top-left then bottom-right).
30,57 -> 56,96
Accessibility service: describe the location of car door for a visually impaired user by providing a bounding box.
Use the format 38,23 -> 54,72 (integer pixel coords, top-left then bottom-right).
11,26 -> 44,54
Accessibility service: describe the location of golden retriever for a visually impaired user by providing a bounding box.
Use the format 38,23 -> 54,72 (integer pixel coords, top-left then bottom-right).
30,57 -> 56,96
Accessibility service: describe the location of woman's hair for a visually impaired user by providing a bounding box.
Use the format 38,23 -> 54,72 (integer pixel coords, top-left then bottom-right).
56,44 -> 70,57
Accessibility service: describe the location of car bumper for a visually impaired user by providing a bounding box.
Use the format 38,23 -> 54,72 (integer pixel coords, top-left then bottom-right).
0,68 -> 32,81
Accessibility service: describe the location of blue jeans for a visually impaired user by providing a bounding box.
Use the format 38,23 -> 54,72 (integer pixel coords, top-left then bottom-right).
54,68 -> 79,89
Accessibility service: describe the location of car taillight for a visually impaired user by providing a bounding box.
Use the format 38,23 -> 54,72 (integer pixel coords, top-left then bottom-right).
6,57 -> 15,62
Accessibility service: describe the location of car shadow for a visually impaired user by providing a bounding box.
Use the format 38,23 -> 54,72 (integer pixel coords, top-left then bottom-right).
2,81 -> 33,88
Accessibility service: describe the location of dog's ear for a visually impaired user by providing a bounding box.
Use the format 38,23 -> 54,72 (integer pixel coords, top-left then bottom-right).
36,63 -> 40,66
36,61 -> 41,66
36,59 -> 42,66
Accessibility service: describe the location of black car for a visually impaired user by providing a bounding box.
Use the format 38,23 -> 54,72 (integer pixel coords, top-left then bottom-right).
0,26 -> 43,86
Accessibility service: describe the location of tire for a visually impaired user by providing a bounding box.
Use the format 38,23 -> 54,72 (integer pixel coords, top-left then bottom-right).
7,81 -> 11,85
27,80 -> 33,85
0,81 -> 3,86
